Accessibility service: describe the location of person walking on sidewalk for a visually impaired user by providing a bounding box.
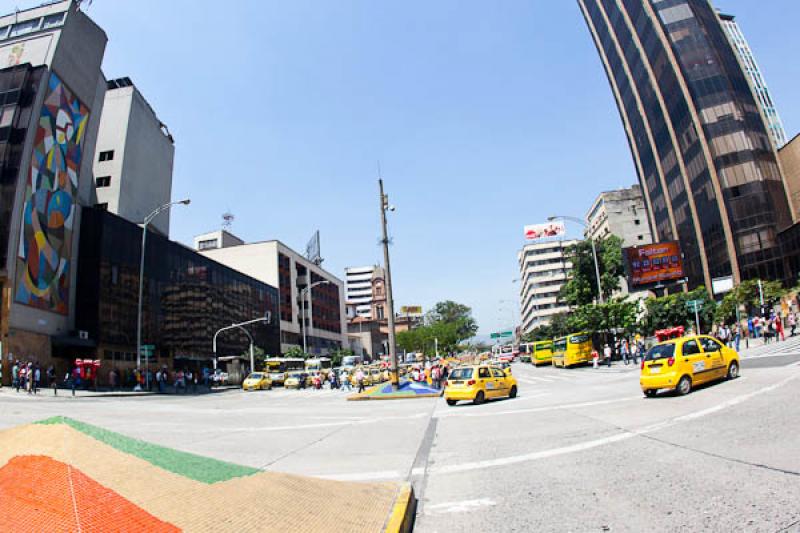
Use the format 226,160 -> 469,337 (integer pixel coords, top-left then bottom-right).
356,368 -> 366,393
47,365 -> 57,395
603,344 -> 612,368
12,361 -> 19,392
790,313 -> 797,337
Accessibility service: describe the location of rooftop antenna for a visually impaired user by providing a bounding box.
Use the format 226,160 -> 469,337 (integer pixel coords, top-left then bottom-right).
222,211 -> 234,231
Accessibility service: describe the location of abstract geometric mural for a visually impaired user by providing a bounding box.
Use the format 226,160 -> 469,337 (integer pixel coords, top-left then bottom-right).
15,72 -> 89,314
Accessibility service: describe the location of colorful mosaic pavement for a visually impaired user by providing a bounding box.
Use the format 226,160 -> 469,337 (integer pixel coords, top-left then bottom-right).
0,417 -> 415,532
348,379 -> 444,401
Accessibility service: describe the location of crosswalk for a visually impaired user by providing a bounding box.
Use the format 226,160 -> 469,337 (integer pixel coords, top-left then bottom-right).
737,335 -> 800,359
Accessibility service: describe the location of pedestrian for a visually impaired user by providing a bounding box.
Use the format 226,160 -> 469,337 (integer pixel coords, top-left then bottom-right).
431,365 -> 441,389
33,365 -> 40,395
356,368 -> 365,393
734,324 -> 741,352
592,348 -> 599,369
747,316 -> 754,339
753,316 -> 761,339
603,344 -> 612,368
47,365 -> 56,395
790,313 -> 797,337
109,368 -> 117,391
777,316 -> 785,342
12,361 -> 19,393
621,339 -> 630,365
341,370 -> 351,391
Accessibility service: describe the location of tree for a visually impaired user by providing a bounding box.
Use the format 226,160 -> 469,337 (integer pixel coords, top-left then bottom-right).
284,346 -> 307,358
426,300 -> 479,340
397,300 -> 479,355
641,287 -> 714,334
715,279 -> 787,323
559,235 -> 625,307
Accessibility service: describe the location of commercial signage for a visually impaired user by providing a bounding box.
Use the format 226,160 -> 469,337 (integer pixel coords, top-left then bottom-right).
524,221 -> 566,241
400,306 -> 423,315
624,241 -> 684,288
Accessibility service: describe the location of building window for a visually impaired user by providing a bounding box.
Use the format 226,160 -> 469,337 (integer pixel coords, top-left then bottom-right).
376,305 -> 384,320
41,13 -> 65,30
95,203 -> 108,210
638,235 -> 644,240
96,176 -> 111,187
98,150 -> 114,162
197,239 -> 218,251
111,264 -> 119,285
634,219 -> 640,225
9,19 -> 41,38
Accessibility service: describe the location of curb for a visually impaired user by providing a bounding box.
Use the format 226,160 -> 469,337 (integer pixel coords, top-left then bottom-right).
348,392 -> 442,401
384,483 -> 417,533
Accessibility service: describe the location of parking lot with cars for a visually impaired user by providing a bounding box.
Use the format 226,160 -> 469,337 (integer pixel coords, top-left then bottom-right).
2,339 -> 800,531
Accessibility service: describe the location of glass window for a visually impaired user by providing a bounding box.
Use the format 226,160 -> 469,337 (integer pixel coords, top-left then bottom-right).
98,150 -> 114,162
478,367 -> 491,379
41,13 -> 65,29
96,176 -> 110,187
9,19 -> 41,38
491,368 -> 505,378
645,343 -> 675,361
682,340 -> 701,356
700,337 -> 722,352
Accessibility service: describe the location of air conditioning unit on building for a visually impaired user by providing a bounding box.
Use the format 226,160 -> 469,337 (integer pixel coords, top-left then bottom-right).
79,330 -> 89,340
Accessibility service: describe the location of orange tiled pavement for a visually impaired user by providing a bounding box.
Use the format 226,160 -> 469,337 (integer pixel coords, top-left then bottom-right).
0,455 -> 179,533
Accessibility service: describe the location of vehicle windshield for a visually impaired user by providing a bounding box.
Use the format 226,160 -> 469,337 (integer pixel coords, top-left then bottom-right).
534,343 -> 551,352
646,343 -> 676,361
449,368 -> 474,380
248,373 -> 263,379
570,334 -> 589,344
287,372 -> 303,378
553,339 -> 567,352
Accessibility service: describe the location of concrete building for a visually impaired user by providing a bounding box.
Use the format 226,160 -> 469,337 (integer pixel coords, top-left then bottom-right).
718,12 -> 787,150
779,134 -> 800,223
0,0 -> 108,380
93,77 -> 175,235
518,240 -> 578,333
193,229 -> 244,252
579,0 -> 795,293
585,185 -> 653,248
197,236 -> 347,355
344,265 -> 386,320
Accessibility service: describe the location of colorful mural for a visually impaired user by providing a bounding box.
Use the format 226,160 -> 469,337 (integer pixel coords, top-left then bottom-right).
15,72 -> 88,314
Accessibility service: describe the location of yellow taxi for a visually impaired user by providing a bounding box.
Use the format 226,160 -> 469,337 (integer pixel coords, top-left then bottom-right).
444,365 -> 518,406
242,372 -> 272,391
640,335 -> 740,397
284,371 -> 310,389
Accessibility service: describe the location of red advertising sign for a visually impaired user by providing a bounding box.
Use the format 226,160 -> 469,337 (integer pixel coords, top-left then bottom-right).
625,242 -> 684,287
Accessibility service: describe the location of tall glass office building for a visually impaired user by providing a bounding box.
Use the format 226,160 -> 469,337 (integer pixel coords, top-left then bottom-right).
578,0 -> 794,290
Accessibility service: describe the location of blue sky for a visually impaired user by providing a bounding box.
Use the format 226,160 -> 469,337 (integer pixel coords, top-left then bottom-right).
20,0 -> 800,334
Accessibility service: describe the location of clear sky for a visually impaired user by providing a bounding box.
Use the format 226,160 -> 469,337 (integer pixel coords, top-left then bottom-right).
18,0 -> 800,335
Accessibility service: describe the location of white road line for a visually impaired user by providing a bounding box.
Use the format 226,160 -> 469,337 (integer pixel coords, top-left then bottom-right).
519,377 -> 554,383
313,469 -> 404,482
425,498 -> 496,515
430,371 -> 800,475
434,396 -> 638,419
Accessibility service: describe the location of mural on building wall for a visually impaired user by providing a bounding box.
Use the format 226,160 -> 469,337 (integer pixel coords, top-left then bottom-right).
15,72 -> 89,314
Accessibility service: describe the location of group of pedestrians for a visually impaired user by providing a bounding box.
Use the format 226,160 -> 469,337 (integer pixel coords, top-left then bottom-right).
10,361 -> 60,395
593,338 -> 646,369
745,313 -> 795,344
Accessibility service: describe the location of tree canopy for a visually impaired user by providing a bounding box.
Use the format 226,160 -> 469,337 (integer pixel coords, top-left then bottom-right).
397,300 -> 479,354
559,235 -> 625,307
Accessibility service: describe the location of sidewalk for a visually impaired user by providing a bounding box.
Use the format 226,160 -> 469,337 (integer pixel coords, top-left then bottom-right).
0,384 -> 240,398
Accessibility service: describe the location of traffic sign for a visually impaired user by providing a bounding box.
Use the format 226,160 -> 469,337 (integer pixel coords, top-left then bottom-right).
491,331 -> 513,339
685,299 -> 703,308
140,344 -> 155,357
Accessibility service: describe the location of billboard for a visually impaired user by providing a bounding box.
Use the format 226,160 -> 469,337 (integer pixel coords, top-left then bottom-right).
524,221 -> 566,241
305,230 -> 322,265
400,306 -> 423,315
624,241 -> 684,288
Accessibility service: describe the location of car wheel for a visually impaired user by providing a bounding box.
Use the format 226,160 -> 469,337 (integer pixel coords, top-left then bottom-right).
509,385 -> 518,399
446,399 -> 457,406
473,391 -> 485,405
726,361 -> 739,380
644,389 -> 657,398
677,375 -> 692,396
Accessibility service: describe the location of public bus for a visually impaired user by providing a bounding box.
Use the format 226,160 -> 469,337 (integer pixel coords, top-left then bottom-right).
551,333 -> 593,368
264,357 -> 305,385
305,357 -> 332,376
530,340 -> 554,366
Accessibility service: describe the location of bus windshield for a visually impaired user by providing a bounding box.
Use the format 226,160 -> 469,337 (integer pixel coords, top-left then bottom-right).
553,338 -> 567,352
265,358 -> 304,373
342,356 -> 362,368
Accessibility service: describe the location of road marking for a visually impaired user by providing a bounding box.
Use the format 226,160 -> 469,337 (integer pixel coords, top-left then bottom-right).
430,371 -> 800,475
425,498 -> 496,515
314,469 -> 404,481
518,377 -> 554,383
221,412 -> 429,433
435,396 -> 638,419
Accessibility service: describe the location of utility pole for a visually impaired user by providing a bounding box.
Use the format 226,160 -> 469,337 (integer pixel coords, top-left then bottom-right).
379,178 -> 399,388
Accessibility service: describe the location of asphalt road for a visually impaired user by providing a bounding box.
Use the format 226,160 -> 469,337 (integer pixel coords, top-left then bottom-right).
2,339 -> 800,532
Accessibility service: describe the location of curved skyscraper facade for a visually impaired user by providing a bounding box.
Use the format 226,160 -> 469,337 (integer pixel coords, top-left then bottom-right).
578,0 -> 793,290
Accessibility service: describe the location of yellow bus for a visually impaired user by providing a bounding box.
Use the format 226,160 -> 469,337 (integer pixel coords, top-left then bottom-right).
265,357 -> 305,385
531,340 -> 553,366
305,357 -> 332,377
551,333 -> 593,368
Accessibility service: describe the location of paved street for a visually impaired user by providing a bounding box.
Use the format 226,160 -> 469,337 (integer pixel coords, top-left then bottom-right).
2,340 -> 800,532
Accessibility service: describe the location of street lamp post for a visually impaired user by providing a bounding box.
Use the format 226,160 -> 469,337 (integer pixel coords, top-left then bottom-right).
136,199 -> 190,391
378,178 -> 400,389
300,280 -> 331,354
548,215 -> 603,305
212,314 -> 272,377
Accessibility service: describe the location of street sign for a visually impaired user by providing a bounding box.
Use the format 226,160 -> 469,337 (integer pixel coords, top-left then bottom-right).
140,344 -> 155,357
685,299 -> 703,309
491,331 -> 513,339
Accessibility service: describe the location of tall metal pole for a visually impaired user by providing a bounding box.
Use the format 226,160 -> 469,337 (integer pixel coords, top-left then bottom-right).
301,287 -> 308,354
588,237 -> 604,305
379,179 -> 399,388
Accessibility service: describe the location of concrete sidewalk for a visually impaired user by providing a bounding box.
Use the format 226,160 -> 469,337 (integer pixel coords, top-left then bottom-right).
0,384 -> 239,398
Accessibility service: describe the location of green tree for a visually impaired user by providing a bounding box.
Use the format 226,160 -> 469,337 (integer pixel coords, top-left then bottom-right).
715,279 -> 787,323
284,346 -> 307,358
641,287 -> 714,334
425,300 -> 479,340
559,235 -> 625,307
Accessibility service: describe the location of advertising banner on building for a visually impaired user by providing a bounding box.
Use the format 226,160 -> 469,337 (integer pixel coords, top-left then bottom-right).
400,306 -> 423,315
624,242 -> 684,288
524,221 -> 566,241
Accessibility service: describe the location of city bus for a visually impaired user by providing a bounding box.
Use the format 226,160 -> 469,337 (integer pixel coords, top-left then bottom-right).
264,357 -> 305,385
305,357 -> 332,377
551,333 -> 593,368
531,340 -> 554,366
341,355 -> 363,370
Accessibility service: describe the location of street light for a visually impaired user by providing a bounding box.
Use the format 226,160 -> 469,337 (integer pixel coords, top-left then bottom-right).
136,199 -> 190,390
548,215 -> 604,305
378,178 -> 400,389
300,280 -> 331,354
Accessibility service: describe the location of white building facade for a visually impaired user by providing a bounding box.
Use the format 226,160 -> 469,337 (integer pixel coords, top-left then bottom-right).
518,240 -> 578,333
198,237 -> 347,355
585,185 -> 653,247
344,265 -> 386,320
93,77 -> 175,235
